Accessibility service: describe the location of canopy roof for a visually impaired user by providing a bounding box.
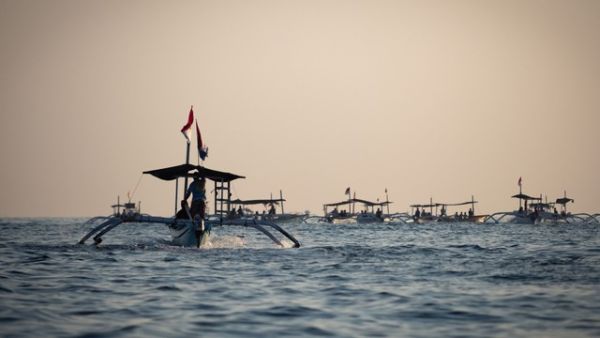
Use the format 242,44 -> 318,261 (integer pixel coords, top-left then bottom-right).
324,198 -> 392,208
555,197 -> 574,205
436,201 -> 478,207
352,198 -> 392,206
323,200 -> 353,207
231,198 -> 285,205
111,202 -> 135,207
410,203 -> 436,208
144,164 -> 244,182
511,193 -> 541,200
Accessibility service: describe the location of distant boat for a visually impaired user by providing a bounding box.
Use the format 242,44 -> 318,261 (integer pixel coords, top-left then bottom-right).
484,188 -> 596,225
226,191 -> 306,223
352,198 -> 392,224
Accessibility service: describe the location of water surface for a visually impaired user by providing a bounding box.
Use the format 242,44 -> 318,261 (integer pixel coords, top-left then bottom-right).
0,218 -> 598,337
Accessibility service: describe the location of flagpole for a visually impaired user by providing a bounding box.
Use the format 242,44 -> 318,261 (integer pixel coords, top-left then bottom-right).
184,140 -> 190,190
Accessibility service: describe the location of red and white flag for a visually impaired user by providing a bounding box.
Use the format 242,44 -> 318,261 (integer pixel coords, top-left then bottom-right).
518,177 -> 522,187
345,187 -> 351,195
180,106 -> 194,143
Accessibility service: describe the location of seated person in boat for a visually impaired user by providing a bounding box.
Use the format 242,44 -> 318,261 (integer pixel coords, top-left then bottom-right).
175,200 -> 190,219
269,204 -> 276,215
184,176 -> 206,219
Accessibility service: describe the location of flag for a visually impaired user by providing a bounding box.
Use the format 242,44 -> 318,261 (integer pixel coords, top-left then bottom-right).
196,120 -> 208,160
180,106 -> 194,143
518,177 -> 522,187
345,187 -> 351,195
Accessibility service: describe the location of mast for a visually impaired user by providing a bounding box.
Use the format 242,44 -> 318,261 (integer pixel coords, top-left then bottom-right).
519,177 -> 527,210
280,190 -> 285,215
385,189 -> 390,216
430,197 -> 434,216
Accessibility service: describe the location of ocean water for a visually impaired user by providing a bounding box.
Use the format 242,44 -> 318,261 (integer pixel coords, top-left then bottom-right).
0,218 -> 599,338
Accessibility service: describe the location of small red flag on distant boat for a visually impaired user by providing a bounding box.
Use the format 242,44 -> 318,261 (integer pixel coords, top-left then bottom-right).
345,187 -> 351,195
518,177 -> 522,187
196,120 -> 208,161
181,106 -> 194,143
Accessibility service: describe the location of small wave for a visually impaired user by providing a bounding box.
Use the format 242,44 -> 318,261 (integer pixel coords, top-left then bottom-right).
155,285 -> 181,291
205,235 -> 246,249
0,285 -> 14,293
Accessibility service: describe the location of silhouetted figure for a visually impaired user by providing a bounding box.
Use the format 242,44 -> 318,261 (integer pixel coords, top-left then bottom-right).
184,176 -> 206,219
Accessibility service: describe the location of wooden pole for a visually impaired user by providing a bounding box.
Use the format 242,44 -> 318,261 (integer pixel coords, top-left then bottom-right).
280,190 -> 285,215
183,142 -> 190,190
174,178 -> 179,216
385,190 -> 390,216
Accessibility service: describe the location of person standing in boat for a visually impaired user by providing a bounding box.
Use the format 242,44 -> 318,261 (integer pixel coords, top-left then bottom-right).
184,175 -> 206,219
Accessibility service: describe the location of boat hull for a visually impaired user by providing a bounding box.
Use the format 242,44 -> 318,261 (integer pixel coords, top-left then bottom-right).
356,213 -> 384,224
168,221 -> 210,247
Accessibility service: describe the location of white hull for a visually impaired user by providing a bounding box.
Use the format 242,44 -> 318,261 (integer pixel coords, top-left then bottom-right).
168,221 -> 210,247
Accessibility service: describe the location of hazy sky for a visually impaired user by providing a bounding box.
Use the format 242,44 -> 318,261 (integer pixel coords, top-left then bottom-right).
1,0 -> 599,217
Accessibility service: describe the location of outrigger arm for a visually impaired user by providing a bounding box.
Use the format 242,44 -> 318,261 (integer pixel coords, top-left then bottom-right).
78,214 -> 301,248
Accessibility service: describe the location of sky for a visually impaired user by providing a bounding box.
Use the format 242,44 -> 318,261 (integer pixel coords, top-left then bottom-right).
1,0 -> 599,217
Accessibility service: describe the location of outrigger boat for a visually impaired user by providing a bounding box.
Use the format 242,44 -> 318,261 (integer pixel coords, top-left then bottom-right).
436,196 -> 488,223
79,164 -> 300,248
410,198 -> 439,224
409,196 -> 486,223
227,191 -> 306,223
79,108 -> 300,248
353,199 -> 392,223
318,199 -> 356,224
484,188 -> 597,225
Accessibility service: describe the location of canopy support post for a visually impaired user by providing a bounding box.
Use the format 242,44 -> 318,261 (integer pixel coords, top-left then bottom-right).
174,178 -> 179,216
183,142 -> 190,191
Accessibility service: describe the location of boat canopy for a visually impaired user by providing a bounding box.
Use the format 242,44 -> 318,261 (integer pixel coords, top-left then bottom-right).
144,163 -> 244,182
410,203 -> 436,208
511,193 -> 541,201
231,198 -> 285,205
323,200 -> 353,207
435,201 -> 478,207
351,198 -> 392,206
555,197 -> 574,205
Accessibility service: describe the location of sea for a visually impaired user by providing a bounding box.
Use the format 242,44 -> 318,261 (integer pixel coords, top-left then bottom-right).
0,218 -> 599,338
